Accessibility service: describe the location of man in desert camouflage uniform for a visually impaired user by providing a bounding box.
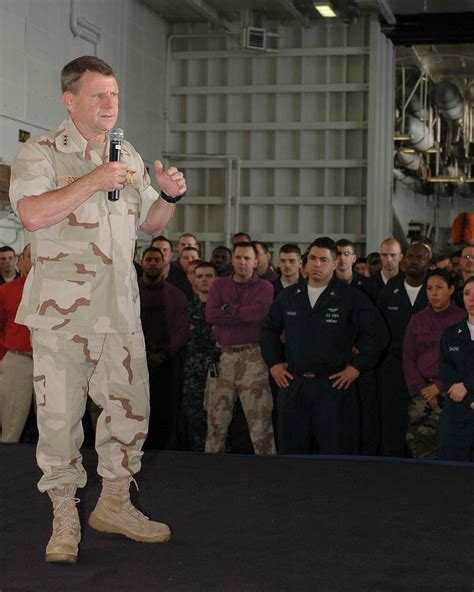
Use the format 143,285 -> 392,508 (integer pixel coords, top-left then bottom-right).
204,242 -> 276,454
9,56 -> 186,564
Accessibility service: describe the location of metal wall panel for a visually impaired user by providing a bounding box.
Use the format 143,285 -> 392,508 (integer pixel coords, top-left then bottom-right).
164,18 -> 394,259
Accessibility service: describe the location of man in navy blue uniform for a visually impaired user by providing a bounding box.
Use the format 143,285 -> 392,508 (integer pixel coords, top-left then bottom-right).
378,242 -> 430,457
335,239 -> 379,454
261,237 -> 387,455
335,239 -> 378,304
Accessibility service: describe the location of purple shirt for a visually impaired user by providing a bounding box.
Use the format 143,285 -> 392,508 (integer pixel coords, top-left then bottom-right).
138,278 -> 190,357
206,273 -> 273,346
403,300 -> 466,393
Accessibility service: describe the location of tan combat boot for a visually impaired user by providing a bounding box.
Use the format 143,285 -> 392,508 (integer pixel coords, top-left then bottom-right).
46,484 -> 81,563
88,477 -> 171,543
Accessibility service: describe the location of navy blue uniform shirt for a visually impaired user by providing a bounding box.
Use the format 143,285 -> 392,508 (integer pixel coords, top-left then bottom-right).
378,275 -> 428,359
261,275 -> 388,374
440,320 -> 474,397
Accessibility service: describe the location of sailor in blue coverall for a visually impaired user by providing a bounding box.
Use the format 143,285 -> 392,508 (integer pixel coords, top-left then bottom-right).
377,243 -> 430,457
260,237 -> 388,455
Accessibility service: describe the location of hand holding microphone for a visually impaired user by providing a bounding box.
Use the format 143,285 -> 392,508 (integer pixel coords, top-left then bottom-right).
108,128 -> 124,201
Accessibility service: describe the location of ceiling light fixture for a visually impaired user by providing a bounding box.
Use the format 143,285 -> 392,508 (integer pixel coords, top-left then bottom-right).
313,1 -> 337,18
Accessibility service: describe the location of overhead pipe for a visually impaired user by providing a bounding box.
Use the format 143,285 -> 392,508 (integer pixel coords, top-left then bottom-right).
407,116 -> 434,152
396,149 -> 422,171
393,168 -> 427,195
432,80 -> 464,121
70,0 -> 101,55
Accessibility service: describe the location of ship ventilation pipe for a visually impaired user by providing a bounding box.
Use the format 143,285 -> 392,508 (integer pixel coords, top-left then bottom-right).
404,88 -> 428,120
432,80 -> 464,120
396,149 -> 423,171
393,168 -> 427,195
407,117 -> 434,152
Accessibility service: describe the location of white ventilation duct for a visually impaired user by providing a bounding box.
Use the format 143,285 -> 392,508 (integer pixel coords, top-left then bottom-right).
432,80 -> 464,121
407,117 -> 434,152
403,87 -> 428,121
393,168 -> 427,195
396,149 -> 423,171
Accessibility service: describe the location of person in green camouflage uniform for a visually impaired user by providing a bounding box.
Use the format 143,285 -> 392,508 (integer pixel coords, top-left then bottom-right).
9,56 -> 186,563
181,262 -> 217,451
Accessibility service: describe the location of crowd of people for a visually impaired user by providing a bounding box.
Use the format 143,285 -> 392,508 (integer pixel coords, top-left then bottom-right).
4,53 -> 472,568
2,231 -> 473,463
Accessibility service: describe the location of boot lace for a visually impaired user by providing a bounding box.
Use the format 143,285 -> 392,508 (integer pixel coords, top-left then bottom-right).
54,496 -> 80,537
124,477 -> 148,523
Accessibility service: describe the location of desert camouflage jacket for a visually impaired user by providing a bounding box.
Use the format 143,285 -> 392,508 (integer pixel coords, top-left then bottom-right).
10,117 -> 159,333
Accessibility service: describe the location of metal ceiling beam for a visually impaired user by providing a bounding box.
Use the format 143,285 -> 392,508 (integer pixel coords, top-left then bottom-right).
355,0 -> 396,25
274,0 -> 311,28
183,0 -> 229,27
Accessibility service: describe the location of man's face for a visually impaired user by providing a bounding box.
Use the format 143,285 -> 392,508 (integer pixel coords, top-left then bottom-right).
186,260 -> 200,290
232,246 -> 258,281
307,247 -> 336,286
18,245 -> 32,277
452,255 -> 462,277
278,252 -> 301,279
354,261 -> 369,277
211,248 -> 231,272
0,250 -> 16,273
177,235 -> 198,254
152,241 -> 172,266
179,249 -> 199,272
336,245 -> 356,273
141,252 -> 164,280
368,256 -> 382,276
435,257 -> 452,272
405,244 -> 430,278
64,70 -> 119,139
461,247 -> 474,278
194,266 -> 216,295
380,242 -> 402,273
255,244 -> 270,274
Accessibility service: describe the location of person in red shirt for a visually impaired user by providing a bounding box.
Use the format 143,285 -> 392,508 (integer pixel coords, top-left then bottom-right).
0,244 -> 33,442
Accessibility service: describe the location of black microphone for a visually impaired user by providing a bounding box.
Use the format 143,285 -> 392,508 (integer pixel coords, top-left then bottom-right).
107,128 -> 124,201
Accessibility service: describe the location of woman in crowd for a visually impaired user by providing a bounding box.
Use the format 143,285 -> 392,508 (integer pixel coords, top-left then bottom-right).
403,269 -> 466,458
438,275 -> 474,461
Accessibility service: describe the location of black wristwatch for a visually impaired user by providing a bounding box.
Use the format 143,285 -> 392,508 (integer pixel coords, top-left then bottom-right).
160,191 -> 183,204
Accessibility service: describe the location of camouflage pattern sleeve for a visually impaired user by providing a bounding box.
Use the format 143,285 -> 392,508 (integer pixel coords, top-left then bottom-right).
136,154 -> 159,226
9,136 -> 58,215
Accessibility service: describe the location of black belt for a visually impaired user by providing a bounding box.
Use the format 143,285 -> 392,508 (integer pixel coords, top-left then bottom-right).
292,368 -> 342,380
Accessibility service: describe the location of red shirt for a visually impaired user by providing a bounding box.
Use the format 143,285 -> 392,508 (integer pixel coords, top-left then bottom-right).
0,276 -> 32,357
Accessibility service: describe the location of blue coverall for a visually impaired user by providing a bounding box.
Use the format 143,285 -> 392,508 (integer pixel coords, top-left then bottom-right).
439,320 -> 474,461
260,275 -> 387,454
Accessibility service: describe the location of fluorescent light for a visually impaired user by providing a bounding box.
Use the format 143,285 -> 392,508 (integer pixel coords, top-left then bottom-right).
313,1 -> 337,17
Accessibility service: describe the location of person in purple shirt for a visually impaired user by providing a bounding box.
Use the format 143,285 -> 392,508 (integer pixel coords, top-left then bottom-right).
403,268 -> 466,458
139,246 -> 190,449
204,241 -> 276,454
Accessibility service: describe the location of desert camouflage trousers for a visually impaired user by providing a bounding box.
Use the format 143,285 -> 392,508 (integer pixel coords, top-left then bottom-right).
204,344 -> 275,455
31,329 -> 149,492
406,393 -> 442,459
0,351 -> 34,443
